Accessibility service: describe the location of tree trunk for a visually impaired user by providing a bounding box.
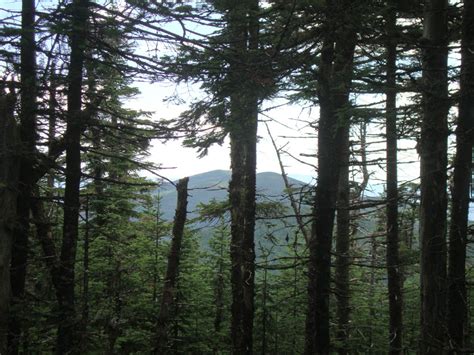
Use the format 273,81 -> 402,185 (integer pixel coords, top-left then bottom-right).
419,0 -> 449,352
335,125 -> 350,355
305,1 -> 357,353
154,177 -> 189,354
227,1 -> 260,353
385,3 -> 403,353
81,196 -> 90,350
56,1 -> 89,352
368,232 -> 378,353
261,254 -> 269,355
229,100 -> 258,355
8,1 -> 36,352
447,0 -> 474,351
0,91 -> 18,355
47,64 -> 58,193
213,225 -> 226,354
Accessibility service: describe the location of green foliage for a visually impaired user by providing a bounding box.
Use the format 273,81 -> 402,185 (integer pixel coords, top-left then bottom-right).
5,0 -> 473,353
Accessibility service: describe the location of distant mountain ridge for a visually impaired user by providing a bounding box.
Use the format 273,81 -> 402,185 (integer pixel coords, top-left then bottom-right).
156,170 -> 307,220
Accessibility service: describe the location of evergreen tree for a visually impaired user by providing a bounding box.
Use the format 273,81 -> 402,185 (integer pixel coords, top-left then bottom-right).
305,1 -> 359,352
8,1 -> 37,351
0,85 -> 18,354
447,0 -> 474,350
384,2 -> 403,352
419,0 -> 449,351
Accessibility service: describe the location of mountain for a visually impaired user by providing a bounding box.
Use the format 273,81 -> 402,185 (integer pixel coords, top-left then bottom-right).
155,170 -> 393,255
156,170 -> 308,221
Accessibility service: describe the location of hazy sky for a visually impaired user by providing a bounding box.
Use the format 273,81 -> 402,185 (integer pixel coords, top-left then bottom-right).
131,80 -> 425,202
0,0 -> 423,191
128,81 -> 318,182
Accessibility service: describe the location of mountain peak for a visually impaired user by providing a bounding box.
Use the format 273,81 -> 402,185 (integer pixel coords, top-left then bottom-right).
157,170 -> 307,220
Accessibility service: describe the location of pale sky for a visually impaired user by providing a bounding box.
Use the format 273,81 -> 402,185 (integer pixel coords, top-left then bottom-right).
1,0 -> 423,190
128,81 -> 318,182
129,80 -> 426,198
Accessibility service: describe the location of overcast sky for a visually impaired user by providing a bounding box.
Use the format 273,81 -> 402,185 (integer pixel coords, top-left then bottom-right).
1,0 -> 424,192
128,81 -> 318,182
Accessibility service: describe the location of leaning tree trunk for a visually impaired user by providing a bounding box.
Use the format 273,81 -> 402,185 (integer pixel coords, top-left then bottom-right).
419,0 -> 449,352
305,1 -> 357,353
227,1 -> 260,353
8,1 -> 36,352
154,177 -> 189,354
385,2 -> 403,353
447,0 -> 474,351
56,0 -> 89,352
0,91 -> 18,355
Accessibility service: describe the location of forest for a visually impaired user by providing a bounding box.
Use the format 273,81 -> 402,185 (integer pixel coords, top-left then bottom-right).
0,0 -> 473,354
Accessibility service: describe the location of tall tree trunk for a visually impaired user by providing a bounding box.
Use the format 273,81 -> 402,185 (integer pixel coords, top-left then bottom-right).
81,196 -> 90,350
368,232 -> 378,353
56,1 -> 89,352
261,253 -> 269,355
447,0 -> 474,351
152,196 -> 162,305
0,91 -> 18,354
335,125 -> 350,355
291,251 -> 299,354
47,63 -> 58,194
8,1 -> 36,352
385,2 -> 403,353
154,177 -> 189,354
229,98 -> 258,355
213,225 -> 226,355
227,1 -> 259,353
305,1 -> 357,353
419,0 -> 449,352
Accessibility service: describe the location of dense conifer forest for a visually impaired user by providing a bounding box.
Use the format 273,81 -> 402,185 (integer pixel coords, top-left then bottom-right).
0,0 -> 473,353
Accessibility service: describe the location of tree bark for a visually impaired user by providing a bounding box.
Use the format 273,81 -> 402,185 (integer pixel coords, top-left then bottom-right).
8,1 -> 36,352
0,91 -> 18,355
335,125 -> 350,355
368,231 -> 378,352
385,3 -> 403,353
227,1 -> 260,353
56,0 -> 89,352
305,1 -> 357,353
419,0 -> 449,352
260,251 -> 270,355
213,225 -> 226,354
447,0 -> 474,351
154,177 -> 189,354
81,196 -> 90,350
229,99 -> 258,355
